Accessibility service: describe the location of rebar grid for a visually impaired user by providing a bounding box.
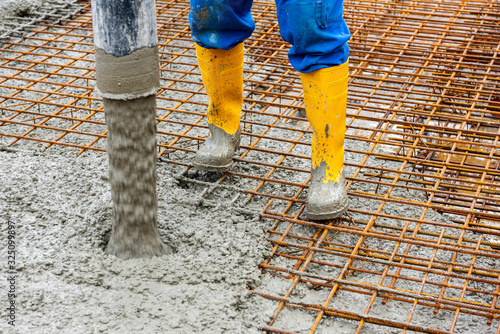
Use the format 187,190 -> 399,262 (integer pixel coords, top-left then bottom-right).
0,0 -> 83,40
1,0 -> 500,333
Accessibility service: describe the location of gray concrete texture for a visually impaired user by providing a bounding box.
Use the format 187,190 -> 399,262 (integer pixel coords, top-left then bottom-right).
0,0 -> 80,39
95,47 -> 161,100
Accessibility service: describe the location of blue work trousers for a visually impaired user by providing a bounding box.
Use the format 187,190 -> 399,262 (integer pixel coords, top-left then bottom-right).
189,0 -> 350,73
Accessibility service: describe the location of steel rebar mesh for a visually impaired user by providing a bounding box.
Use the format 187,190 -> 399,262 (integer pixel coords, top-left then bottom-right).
0,0 -> 83,40
1,0 -> 500,333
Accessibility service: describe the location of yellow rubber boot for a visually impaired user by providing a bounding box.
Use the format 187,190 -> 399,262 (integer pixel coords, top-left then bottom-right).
194,43 -> 244,171
300,61 -> 349,219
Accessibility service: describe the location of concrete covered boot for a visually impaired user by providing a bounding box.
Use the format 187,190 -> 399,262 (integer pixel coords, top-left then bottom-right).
194,43 -> 244,172
300,61 -> 349,220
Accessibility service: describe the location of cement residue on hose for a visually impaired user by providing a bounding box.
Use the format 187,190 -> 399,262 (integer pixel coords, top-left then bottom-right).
0,148 -> 275,333
95,47 -> 160,100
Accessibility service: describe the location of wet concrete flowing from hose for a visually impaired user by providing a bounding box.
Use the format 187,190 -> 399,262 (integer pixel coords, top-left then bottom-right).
103,96 -> 166,259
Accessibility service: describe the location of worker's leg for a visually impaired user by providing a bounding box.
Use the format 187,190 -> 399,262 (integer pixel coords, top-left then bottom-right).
189,0 -> 255,50
276,0 -> 351,219
189,0 -> 254,171
275,0 -> 350,72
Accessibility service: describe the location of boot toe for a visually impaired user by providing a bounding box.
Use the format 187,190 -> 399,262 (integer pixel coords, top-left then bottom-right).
306,181 -> 348,220
194,148 -> 233,171
193,124 -> 241,172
